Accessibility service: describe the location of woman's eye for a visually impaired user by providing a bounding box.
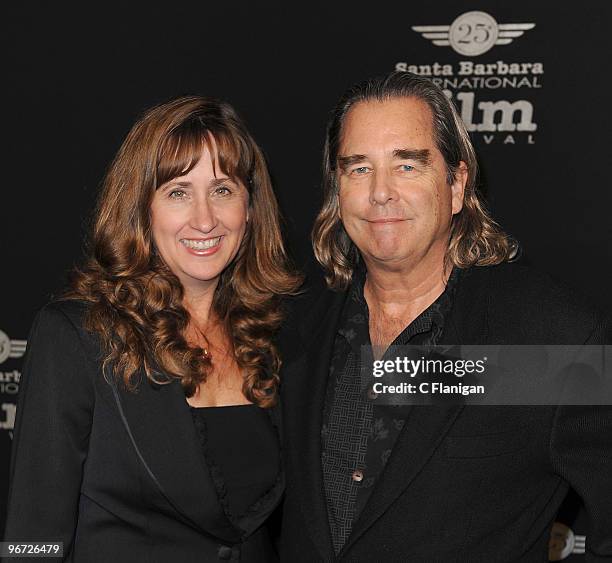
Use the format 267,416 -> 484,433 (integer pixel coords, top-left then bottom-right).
352,166 -> 370,175
215,186 -> 232,195
169,189 -> 186,198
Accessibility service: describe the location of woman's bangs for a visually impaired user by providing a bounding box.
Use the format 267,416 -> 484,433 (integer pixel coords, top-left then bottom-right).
212,128 -> 253,187
156,123 -> 207,188
156,122 -> 252,189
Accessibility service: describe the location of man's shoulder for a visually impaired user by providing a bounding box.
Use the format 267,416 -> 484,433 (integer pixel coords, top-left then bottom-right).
466,260 -> 595,309
458,261 -> 610,343
281,261 -> 342,322
279,260 -> 347,356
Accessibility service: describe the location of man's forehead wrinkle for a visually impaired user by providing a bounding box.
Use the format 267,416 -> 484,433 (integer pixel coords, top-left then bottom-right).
337,99 -> 440,172
340,127 -> 433,152
343,99 -> 435,137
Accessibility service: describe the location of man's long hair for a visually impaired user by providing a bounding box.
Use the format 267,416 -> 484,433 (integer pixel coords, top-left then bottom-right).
66,96 -> 301,407
312,71 -> 517,289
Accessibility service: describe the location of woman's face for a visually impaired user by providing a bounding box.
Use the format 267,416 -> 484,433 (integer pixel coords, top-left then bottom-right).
150,144 -> 249,296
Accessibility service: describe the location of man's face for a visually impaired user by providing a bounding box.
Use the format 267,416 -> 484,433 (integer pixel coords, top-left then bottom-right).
337,97 -> 466,271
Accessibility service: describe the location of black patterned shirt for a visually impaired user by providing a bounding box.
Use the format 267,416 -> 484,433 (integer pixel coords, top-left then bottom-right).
320,264 -> 460,553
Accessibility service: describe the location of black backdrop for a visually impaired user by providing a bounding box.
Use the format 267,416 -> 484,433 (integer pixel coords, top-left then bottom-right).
2,2 -> 611,556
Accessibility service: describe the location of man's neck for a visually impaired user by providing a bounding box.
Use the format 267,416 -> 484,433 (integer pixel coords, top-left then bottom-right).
363,253 -> 451,326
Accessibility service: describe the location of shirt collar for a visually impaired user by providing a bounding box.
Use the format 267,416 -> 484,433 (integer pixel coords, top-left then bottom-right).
338,262 -> 462,350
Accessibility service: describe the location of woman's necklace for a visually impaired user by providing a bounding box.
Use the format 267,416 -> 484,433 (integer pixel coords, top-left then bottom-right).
190,318 -> 233,381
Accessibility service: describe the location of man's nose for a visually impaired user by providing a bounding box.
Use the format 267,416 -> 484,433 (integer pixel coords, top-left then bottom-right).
369,169 -> 397,206
190,197 -> 217,233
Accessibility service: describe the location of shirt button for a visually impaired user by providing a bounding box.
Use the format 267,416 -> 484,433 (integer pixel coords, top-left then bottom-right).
352,469 -> 364,482
218,545 -> 232,560
367,387 -> 378,400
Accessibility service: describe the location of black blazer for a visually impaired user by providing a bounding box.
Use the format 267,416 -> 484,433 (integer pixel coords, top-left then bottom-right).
279,262 -> 612,562
3,300 -> 283,563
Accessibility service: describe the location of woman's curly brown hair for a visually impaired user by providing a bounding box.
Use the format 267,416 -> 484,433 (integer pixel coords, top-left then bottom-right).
66,96 -> 301,407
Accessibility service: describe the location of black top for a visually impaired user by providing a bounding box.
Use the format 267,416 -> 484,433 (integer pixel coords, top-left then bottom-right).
190,404 -> 281,522
321,265 -> 460,552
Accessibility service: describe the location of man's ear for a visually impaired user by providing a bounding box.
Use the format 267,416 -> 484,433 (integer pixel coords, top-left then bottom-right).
451,161 -> 468,215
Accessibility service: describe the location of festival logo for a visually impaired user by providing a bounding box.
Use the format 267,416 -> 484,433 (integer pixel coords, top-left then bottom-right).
397,11 -> 542,146
548,522 -> 586,560
0,330 -> 27,365
0,402 -> 16,434
412,11 -> 535,57
0,329 -> 22,434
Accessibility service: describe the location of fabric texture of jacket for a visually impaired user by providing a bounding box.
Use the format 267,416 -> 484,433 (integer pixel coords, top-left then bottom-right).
3,300 -> 283,563
278,261 -> 612,562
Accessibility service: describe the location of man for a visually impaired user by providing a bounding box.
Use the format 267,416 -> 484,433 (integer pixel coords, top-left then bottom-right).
279,72 -> 612,562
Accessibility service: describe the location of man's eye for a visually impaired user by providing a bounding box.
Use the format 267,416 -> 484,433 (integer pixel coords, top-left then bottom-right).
352,166 -> 370,175
399,164 -> 415,172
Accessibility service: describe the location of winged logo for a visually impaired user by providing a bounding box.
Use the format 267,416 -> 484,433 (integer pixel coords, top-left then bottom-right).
0,330 -> 27,365
548,522 -> 586,560
412,11 -> 535,57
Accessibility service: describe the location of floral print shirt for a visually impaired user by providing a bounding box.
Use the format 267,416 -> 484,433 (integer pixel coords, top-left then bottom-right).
321,264 -> 460,553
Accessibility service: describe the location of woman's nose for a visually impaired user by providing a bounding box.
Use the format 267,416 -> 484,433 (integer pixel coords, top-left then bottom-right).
190,197 -> 217,233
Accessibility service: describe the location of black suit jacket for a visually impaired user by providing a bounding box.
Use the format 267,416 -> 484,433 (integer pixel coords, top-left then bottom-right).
3,300 -> 283,563
279,262 -> 612,562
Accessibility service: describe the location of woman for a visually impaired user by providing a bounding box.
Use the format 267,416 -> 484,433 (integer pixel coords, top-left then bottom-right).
4,96 -> 301,562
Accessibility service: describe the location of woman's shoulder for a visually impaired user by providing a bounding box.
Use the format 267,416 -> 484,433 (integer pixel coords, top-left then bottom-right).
21,300 -> 102,394
36,298 -> 91,332
31,299 -> 104,361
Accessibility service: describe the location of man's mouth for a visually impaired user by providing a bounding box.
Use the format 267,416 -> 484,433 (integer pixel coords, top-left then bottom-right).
366,217 -> 408,223
180,237 -> 222,250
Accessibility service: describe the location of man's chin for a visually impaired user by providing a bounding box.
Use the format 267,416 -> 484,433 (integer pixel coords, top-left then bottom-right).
363,251 -> 416,268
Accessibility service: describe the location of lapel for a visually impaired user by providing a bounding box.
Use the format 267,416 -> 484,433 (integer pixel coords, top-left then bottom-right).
282,265 -> 492,558
443,265 -> 491,346
228,402 -> 286,536
339,265 -> 492,555
109,373 -> 243,543
339,405 -> 464,555
282,285 -> 348,562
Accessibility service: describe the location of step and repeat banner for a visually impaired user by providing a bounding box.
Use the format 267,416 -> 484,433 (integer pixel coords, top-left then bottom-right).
3,3 -> 611,559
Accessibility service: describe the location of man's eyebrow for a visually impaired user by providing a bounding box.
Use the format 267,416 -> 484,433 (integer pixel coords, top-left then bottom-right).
337,149 -> 432,170
393,148 -> 431,164
337,154 -> 367,171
